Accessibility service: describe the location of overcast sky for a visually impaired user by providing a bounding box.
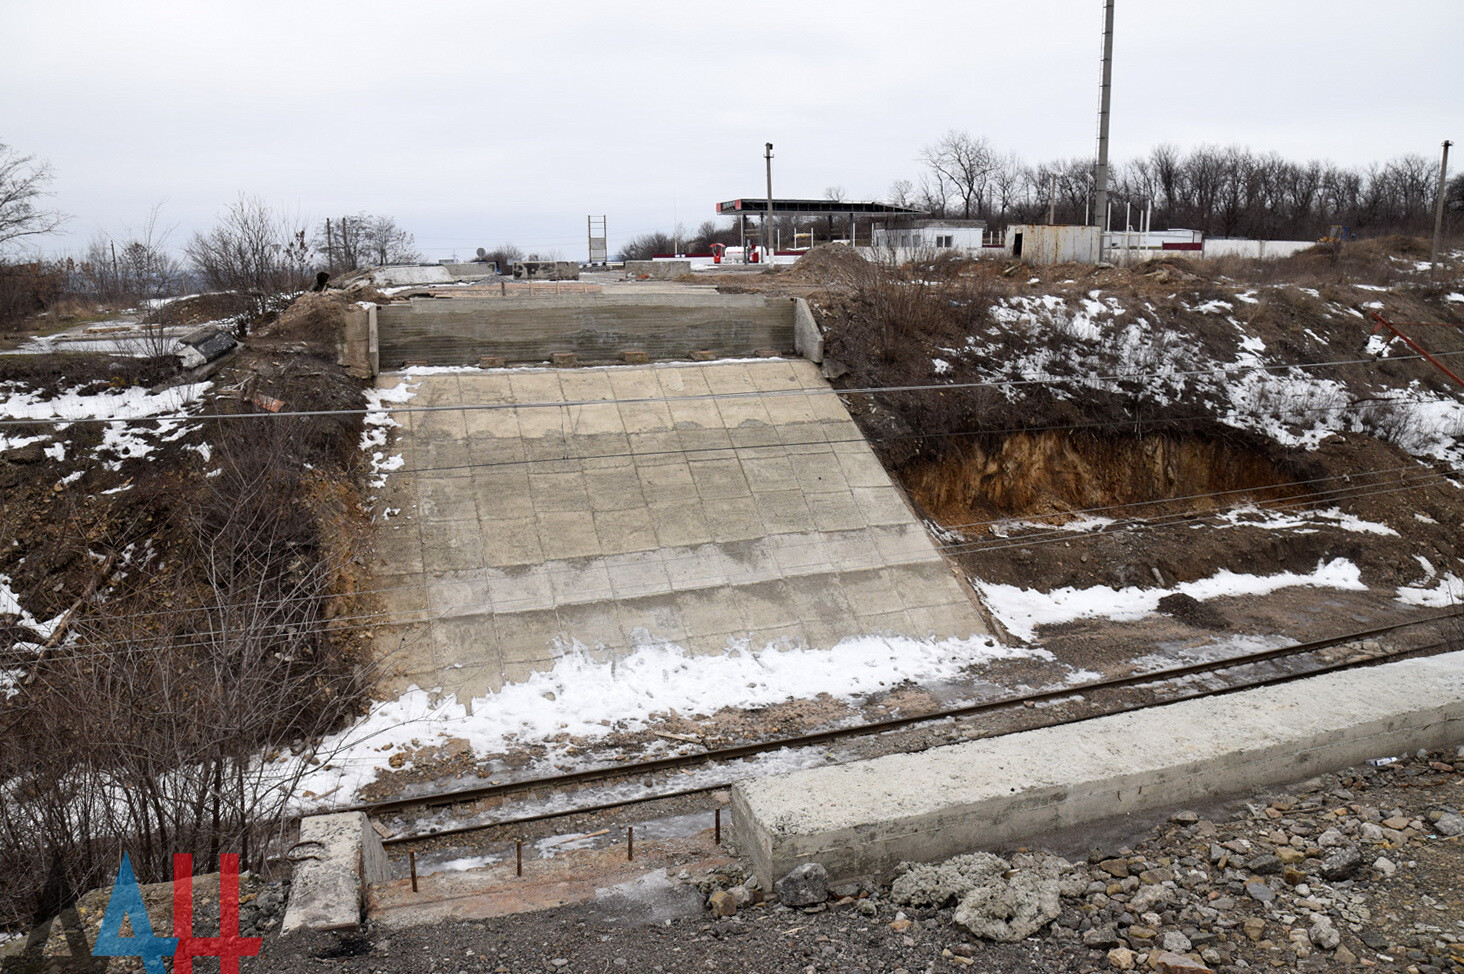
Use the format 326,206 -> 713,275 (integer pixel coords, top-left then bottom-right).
4,0 -> 1459,261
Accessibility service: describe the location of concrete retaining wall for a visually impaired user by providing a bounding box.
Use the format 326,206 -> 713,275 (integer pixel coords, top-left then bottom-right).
792,297 -> 823,363
731,652 -> 1464,889
440,261 -> 499,279
338,303 -> 378,378
624,260 -> 691,280
513,260 -> 580,281
376,293 -> 797,367
281,812 -> 389,933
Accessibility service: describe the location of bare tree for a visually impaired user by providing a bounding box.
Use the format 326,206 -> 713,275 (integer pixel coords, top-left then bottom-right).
79,203 -> 183,308
315,213 -> 420,272
483,242 -> 523,273
921,131 -> 998,219
186,195 -> 313,334
0,143 -> 67,256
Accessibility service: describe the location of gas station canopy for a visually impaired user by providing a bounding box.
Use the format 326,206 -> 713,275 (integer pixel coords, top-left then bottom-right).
716,199 -> 926,217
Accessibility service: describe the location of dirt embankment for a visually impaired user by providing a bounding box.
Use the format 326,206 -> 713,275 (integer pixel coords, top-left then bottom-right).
734,242 -> 1464,598
0,294 -> 380,929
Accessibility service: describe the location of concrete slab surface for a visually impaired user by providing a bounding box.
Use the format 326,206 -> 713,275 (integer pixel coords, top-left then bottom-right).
730,651 -> 1464,889
369,360 -> 990,700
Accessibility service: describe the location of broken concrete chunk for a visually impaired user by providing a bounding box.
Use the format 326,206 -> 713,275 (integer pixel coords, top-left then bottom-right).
773,862 -> 828,907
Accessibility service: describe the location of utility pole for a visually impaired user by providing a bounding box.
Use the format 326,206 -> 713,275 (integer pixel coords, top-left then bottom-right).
1047,173 -> 1058,225
325,217 -> 334,271
1093,0 -> 1116,230
1431,139 -> 1453,272
763,142 -> 774,261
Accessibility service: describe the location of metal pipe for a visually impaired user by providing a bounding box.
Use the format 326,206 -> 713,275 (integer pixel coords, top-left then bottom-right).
409,851 -> 418,892
1093,0 -> 1116,229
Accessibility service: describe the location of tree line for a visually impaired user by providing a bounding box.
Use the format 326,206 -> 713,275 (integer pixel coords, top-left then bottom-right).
897,131 -> 1463,239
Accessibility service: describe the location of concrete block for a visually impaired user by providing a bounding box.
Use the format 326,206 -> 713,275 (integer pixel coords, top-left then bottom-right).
281,812 -> 388,933
512,260 -> 580,281
479,355 -> 505,369
792,297 -> 823,363
621,348 -> 649,364
731,651 -> 1464,890
754,348 -> 780,358
624,260 -> 691,280
690,350 -> 717,361
550,351 -> 578,366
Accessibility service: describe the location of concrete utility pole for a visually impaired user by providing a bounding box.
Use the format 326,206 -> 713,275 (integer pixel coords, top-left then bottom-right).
1431,139 -> 1453,271
763,142 -> 774,260
1093,0 -> 1116,230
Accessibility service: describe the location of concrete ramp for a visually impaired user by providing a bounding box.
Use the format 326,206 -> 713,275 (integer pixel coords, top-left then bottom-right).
370,359 -> 990,699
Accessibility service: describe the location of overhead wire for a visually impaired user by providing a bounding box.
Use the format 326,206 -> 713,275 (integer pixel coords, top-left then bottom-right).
4,346 -> 1464,428
6,457 -> 1443,633
21,468 -> 1452,663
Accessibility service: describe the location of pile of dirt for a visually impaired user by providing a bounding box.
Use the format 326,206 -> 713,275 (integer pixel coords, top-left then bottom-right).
147,291 -> 250,326
260,290 -> 371,344
779,243 -> 870,285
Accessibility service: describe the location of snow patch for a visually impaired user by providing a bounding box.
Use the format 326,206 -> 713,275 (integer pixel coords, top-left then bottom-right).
973,558 -> 1366,642
292,632 -> 1043,805
1395,574 -> 1463,608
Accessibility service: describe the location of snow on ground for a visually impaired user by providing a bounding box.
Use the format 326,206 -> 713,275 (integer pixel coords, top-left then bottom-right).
0,380 -> 213,676
1395,573 -> 1463,608
958,289 -> 1464,471
290,632 -> 1045,806
362,378 -> 420,491
1209,505 -> 1397,536
0,573 -> 66,698
0,382 -> 209,424
972,558 -> 1366,642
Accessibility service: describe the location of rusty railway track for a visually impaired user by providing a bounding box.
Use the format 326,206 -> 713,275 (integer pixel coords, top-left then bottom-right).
359,611 -> 1461,847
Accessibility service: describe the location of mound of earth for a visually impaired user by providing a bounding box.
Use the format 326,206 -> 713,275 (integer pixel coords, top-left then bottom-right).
782,243 -> 870,285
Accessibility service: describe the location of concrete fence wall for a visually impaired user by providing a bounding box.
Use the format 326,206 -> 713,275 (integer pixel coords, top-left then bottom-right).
376,293 -> 799,367
624,260 -> 691,280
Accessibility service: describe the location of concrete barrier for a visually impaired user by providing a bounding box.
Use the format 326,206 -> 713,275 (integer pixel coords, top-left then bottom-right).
792,297 -> 823,363
624,260 -> 691,280
440,261 -> 499,279
281,812 -> 389,933
513,260 -> 580,281
338,302 -> 378,378
731,651 -> 1464,889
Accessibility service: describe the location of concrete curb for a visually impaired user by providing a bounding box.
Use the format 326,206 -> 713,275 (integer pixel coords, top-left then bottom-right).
731,651 -> 1464,889
281,812 -> 389,934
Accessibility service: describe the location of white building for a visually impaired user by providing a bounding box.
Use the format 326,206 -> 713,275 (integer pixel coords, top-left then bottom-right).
870,219 -> 998,260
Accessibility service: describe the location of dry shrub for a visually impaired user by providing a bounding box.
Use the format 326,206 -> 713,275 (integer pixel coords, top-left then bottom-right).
0,349 -> 374,931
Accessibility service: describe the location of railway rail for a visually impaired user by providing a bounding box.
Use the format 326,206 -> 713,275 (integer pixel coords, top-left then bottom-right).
358,610 -> 1461,848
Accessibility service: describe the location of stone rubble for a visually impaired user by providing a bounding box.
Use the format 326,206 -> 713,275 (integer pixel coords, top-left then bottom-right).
699,745 -> 1463,973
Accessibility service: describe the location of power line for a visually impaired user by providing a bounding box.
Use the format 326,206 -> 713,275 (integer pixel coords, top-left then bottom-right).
6,455 -> 1439,632
19,470 -> 1448,662
4,348 -> 1463,429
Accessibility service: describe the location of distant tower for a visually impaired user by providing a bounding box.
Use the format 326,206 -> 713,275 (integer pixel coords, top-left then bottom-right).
587,216 -> 608,265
